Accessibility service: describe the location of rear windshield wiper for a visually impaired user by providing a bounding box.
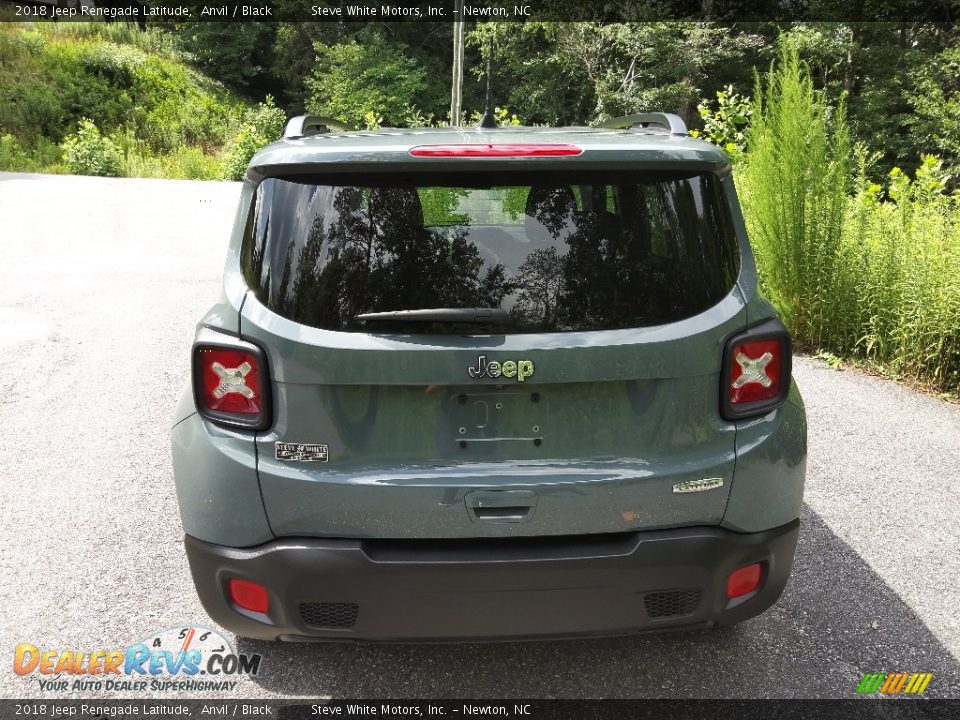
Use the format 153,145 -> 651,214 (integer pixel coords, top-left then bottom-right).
355,308 -> 509,324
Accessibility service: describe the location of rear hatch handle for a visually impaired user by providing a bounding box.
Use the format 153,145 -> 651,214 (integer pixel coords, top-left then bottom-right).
465,490 -> 538,523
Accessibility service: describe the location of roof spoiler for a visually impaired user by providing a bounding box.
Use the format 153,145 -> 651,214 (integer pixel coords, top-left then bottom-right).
599,113 -> 688,136
284,115 -> 353,139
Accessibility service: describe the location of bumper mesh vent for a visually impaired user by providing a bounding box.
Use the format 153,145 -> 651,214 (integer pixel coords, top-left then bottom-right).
643,590 -> 702,619
299,602 -> 359,629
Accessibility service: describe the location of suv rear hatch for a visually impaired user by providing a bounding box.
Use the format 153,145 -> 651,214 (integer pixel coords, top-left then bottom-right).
239,162 -> 745,539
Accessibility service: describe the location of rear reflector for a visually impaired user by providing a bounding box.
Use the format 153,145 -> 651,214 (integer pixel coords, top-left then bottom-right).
192,334 -> 271,430
727,563 -> 762,599
409,144 -> 583,157
229,579 -> 269,614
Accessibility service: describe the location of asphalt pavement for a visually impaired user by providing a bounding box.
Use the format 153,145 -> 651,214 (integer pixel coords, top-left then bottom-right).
0,172 -> 958,699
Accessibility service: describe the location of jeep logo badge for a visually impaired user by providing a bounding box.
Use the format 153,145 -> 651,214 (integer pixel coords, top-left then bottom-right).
468,355 -> 535,382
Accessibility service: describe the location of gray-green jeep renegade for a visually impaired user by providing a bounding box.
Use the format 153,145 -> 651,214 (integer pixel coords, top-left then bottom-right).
171,113 -> 806,642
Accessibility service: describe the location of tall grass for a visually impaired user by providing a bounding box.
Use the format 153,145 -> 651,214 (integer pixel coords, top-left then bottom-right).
739,44 -> 960,394
738,45 -> 853,350
846,158 -> 960,390
38,21 -> 180,60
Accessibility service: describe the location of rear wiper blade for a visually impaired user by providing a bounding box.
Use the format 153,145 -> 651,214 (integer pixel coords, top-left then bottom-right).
355,308 -> 509,324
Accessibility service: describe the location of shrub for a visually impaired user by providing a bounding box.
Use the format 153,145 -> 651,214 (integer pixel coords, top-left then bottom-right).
60,118 -> 123,176
171,146 -> 222,180
37,38 -> 135,138
0,25 -> 241,176
844,157 -> 960,391
111,127 -> 221,180
738,43 -> 852,350
129,55 -> 239,151
0,134 -> 29,169
692,84 -> 752,156
737,41 -> 960,394
45,22 -> 180,59
220,96 -> 286,181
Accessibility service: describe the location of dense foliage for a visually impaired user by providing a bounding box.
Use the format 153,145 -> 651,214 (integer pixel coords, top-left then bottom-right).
154,19 -> 960,181
738,45 -> 960,394
305,29 -> 446,128
5,21 -> 960,178
220,96 -> 286,181
60,117 -> 123,176
0,23 -> 268,178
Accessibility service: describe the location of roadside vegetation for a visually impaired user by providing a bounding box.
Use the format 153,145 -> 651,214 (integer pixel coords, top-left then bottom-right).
0,23 -> 281,179
1,21 -> 958,394
730,45 -> 960,395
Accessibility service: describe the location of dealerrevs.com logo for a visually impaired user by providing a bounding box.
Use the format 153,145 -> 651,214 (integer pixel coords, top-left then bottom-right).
13,626 -> 262,692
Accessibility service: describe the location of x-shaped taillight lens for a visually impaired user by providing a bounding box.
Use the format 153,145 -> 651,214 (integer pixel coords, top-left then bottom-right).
211,361 -> 256,399
193,341 -> 269,429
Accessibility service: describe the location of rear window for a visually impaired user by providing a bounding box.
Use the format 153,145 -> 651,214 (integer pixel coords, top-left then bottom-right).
240,171 -> 739,334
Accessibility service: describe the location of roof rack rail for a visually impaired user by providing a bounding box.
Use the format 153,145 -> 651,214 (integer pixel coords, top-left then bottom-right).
600,113 -> 688,136
284,115 -> 353,139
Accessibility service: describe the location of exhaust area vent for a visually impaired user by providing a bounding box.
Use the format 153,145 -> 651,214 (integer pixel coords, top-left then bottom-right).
299,602 -> 359,629
643,590 -> 702,618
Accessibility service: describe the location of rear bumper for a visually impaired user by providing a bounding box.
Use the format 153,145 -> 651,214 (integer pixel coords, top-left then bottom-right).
185,519 -> 799,642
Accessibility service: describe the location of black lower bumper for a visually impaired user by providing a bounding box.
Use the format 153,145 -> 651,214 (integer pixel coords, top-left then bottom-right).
184,520 -> 799,642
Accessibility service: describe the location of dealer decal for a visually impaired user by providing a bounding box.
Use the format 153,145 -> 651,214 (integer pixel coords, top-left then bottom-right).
275,442 -> 329,462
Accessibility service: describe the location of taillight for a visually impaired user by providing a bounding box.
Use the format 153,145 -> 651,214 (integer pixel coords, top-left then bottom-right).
721,318 -> 792,420
192,331 -> 271,430
409,144 -> 583,157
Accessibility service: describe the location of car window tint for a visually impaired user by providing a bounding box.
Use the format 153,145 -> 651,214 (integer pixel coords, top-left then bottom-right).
241,171 -> 740,333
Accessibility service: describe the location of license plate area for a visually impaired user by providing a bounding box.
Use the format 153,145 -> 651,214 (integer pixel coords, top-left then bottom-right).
449,390 -> 547,443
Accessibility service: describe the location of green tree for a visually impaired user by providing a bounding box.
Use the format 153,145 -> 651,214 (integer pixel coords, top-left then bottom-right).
781,22 -> 960,176
174,22 -> 279,99
908,45 -> 960,172
220,96 -> 286,181
466,23 -> 594,125
305,29 -> 443,128
692,84 -> 752,156
468,22 -> 771,127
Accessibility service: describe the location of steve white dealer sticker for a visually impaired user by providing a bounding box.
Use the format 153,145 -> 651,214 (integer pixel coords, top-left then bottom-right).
275,442 -> 329,462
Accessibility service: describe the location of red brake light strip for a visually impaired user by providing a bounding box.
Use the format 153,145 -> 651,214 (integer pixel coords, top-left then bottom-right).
409,144 -> 583,157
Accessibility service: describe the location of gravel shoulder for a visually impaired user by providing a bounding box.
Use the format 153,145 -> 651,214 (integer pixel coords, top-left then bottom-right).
793,356 -> 960,662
